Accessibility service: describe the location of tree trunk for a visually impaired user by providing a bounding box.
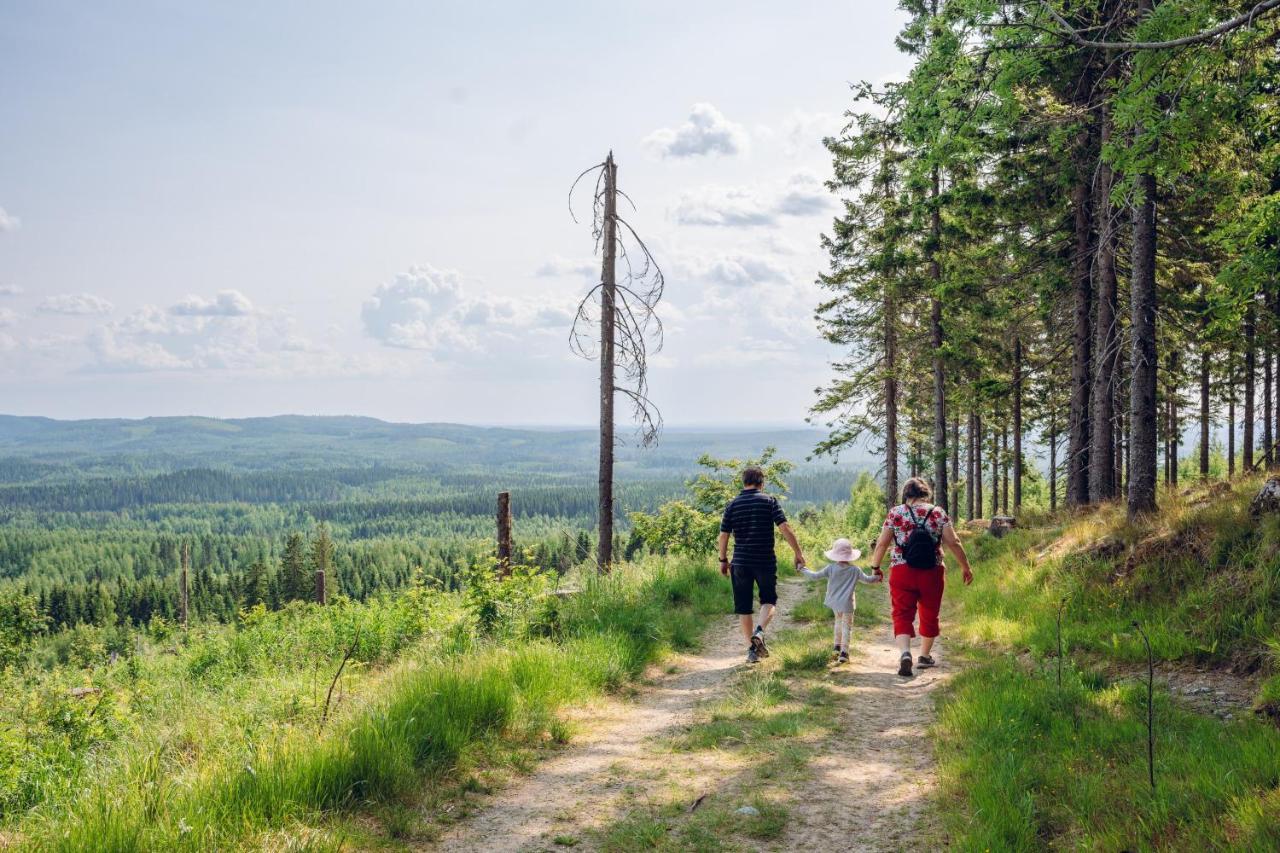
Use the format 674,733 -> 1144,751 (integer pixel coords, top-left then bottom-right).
179,542 -> 189,628
991,420 -> 999,517
930,166 -> 948,513
1169,349 -> 1179,487
1090,94 -> 1119,502
884,285 -> 899,511
1127,169 -> 1158,518
1067,175 -> 1094,506
951,415 -> 960,517
1245,300 -> 1256,471
597,153 -> 618,574
966,410 -> 976,520
1265,348 -> 1273,467
1228,350 -> 1236,478
496,491 -> 513,575
1001,425 -> 1009,515
1049,411 -> 1058,513
1013,337 -> 1024,513
975,413 -> 984,518
1116,338 -> 1128,495
1274,289 -> 1280,466
1200,346 -> 1211,478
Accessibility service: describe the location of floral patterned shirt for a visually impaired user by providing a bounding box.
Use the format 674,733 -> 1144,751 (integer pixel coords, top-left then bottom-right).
882,503 -> 950,569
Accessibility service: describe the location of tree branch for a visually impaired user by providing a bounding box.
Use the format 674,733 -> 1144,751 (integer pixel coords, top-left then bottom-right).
1038,0 -> 1280,50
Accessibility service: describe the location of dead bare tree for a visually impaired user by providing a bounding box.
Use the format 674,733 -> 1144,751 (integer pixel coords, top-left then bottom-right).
569,151 -> 664,574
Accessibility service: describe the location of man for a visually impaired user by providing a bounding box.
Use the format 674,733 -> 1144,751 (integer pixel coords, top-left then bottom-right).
718,466 -> 807,664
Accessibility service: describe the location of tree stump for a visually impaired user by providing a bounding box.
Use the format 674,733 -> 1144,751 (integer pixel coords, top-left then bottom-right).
988,516 -> 1018,538
1249,477 -> 1280,518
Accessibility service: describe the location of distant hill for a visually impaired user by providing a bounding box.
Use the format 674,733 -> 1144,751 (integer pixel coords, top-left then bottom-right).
0,414 -> 875,478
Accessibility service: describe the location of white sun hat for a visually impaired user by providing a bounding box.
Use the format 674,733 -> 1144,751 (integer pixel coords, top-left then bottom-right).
824,538 -> 862,562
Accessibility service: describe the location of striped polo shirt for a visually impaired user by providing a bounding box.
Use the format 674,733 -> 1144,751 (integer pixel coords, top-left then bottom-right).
720,488 -> 787,566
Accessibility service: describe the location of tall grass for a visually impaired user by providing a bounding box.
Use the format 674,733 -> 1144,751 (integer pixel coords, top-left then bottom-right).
935,476 -> 1280,849
19,557 -> 726,850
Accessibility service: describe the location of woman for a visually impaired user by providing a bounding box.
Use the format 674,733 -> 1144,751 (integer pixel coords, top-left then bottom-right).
866,477 -> 974,677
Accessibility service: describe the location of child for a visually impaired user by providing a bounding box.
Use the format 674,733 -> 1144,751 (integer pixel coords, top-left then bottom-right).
798,537 -> 881,663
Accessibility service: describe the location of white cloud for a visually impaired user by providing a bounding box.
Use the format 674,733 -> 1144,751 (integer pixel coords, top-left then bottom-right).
0,285 -> 22,296
694,338 -> 802,367
535,255 -> 598,278
672,171 -> 832,227
0,308 -> 17,328
280,335 -> 318,352
80,295 -> 286,373
0,333 -> 14,353
87,325 -> 191,372
778,111 -> 844,157
643,103 -> 748,159
702,253 -> 789,288
672,186 -> 775,227
170,289 -> 254,317
774,171 -> 832,216
362,264 -> 574,357
0,208 -> 19,232
532,305 -> 575,328
38,293 -> 114,316
361,265 -> 477,352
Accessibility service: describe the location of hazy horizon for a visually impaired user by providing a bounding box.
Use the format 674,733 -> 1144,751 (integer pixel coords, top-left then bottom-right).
0,410 -> 831,432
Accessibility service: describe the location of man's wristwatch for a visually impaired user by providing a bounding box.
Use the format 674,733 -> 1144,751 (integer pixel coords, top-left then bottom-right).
719,556 -> 729,563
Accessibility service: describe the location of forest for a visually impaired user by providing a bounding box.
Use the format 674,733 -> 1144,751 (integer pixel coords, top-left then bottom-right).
814,0 -> 1279,518
0,417 -> 863,632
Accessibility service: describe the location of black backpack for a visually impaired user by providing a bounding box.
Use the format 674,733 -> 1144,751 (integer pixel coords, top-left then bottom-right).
900,504 -> 939,569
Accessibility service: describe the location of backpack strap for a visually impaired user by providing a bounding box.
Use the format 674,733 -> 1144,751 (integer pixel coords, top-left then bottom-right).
906,503 -> 940,541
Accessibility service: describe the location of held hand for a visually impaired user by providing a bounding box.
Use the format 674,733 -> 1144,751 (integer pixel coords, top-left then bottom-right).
962,566 -> 974,586
719,558 -> 730,577
794,553 -> 806,571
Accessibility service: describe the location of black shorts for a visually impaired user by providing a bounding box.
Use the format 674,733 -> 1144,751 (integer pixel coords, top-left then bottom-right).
731,561 -> 778,615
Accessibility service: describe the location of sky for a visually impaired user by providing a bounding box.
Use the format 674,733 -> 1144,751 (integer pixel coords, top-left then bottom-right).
0,1 -> 911,426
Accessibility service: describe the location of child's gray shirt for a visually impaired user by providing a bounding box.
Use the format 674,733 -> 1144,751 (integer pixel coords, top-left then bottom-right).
800,562 -> 879,612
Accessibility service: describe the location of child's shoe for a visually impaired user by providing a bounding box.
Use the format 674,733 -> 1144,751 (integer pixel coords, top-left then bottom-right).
917,654 -> 936,669
837,650 -> 850,664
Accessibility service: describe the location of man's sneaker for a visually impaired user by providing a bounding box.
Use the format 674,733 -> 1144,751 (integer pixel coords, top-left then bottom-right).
750,634 -> 770,659
917,654 -> 936,669
746,646 -> 760,664
897,653 -> 913,677
838,650 -> 850,664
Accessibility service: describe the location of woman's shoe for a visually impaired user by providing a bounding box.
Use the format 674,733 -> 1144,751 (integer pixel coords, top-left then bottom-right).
897,653 -> 913,677
917,654 -> 936,668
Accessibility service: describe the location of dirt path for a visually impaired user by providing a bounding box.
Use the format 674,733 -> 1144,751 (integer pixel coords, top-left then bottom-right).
779,620 -> 953,851
433,580 -> 953,851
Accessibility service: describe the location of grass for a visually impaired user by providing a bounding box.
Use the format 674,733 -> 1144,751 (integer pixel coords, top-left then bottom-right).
933,475 -> 1280,849
13,557 -> 727,851
596,794 -> 790,853
666,669 -> 839,751
952,478 -> 1280,665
